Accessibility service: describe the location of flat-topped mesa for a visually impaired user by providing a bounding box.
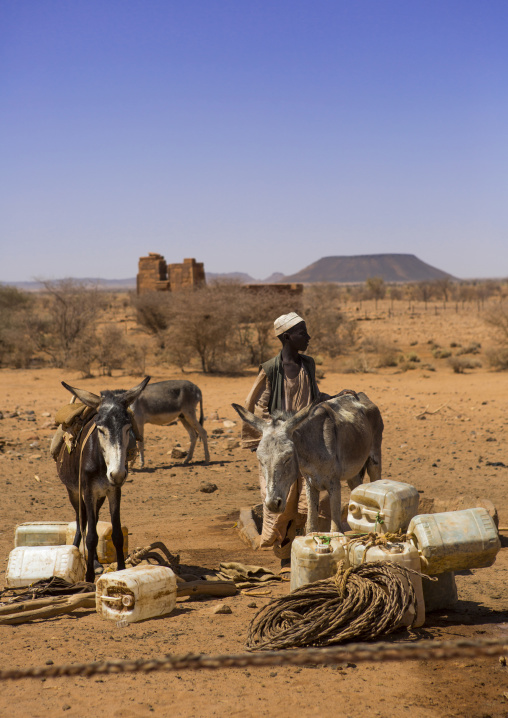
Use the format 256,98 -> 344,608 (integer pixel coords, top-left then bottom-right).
136,254 -> 206,294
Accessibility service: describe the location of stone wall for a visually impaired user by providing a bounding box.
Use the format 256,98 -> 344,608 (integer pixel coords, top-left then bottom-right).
136,254 -> 206,295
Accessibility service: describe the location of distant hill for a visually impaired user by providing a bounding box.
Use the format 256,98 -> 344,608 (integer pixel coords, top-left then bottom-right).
4,278 -> 136,291
205,271 -> 286,284
280,254 -> 456,283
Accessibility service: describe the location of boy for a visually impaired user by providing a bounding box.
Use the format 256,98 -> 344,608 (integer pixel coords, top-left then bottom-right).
242,312 -> 335,566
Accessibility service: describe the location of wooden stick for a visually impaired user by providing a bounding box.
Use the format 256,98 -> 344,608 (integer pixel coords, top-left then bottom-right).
0,593 -> 96,625
415,401 -> 450,419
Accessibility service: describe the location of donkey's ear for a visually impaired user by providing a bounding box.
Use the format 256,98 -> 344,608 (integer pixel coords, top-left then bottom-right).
285,402 -> 315,435
61,381 -> 101,409
231,403 -> 266,435
121,376 -> 151,407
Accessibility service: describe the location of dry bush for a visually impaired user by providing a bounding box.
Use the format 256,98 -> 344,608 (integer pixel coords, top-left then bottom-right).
448,357 -> 482,373
134,283 -> 304,373
404,352 -> 421,363
158,285 -> 252,373
0,285 -> 35,367
341,354 -> 373,374
432,348 -> 452,359
303,284 -> 357,357
66,328 -> 98,378
456,342 -> 481,356
31,280 -> 105,367
132,292 -> 171,349
96,325 -> 131,376
485,346 -> 508,371
484,305 -> 508,344
359,335 -> 399,368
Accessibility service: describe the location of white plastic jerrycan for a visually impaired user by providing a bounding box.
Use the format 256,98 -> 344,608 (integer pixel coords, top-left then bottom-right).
14,521 -> 69,548
290,532 -> 348,591
96,564 -> 177,623
66,521 -> 128,564
347,540 -> 425,627
5,545 -> 86,588
408,508 -> 501,575
347,479 -> 420,534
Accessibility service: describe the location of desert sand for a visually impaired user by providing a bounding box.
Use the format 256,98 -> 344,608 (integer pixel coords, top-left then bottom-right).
0,299 -> 507,717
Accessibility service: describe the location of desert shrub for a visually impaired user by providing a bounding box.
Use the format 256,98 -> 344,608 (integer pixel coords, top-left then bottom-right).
450,342 -> 461,348
342,354 -> 373,374
376,347 -> 400,368
157,284 -> 271,373
456,342 -> 481,356
485,346 -> 508,371
421,363 -> 436,372
397,361 -> 417,372
0,285 -> 35,367
432,348 -> 452,359
405,352 -> 421,363
359,335 -> 399,367
123,341 -> 150,375
96,325 -> 132,376
31,280 -> 105,367
303,284 -> 357,357
448,357 -> 482,373
132,292 -> 171,349
66,328 -> 99,378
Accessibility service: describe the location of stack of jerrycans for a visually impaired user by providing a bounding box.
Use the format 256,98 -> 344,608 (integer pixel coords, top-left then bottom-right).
347,479 -> 424,627
347,479 -> 501,616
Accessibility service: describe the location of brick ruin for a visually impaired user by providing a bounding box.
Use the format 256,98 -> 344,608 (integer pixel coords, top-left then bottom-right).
136,253 -> 303,299
136,254 -> 206,295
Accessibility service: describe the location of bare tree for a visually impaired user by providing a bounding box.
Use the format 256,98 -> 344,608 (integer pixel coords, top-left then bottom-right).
365,277 -> 386,310
33,279 -> 104,366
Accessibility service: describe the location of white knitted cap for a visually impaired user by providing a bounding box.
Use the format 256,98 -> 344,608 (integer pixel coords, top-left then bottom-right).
274,312 -> 304,336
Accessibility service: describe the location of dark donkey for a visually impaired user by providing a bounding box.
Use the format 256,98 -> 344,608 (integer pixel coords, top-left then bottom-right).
56,377 -> 150,582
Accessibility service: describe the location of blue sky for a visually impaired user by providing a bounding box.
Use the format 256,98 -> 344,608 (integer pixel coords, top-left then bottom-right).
1,1 -> 507,282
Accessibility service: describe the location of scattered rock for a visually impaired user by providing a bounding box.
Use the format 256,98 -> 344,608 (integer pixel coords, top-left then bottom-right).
223,420 -> 236,428
199,482 -> 218,494
0,411 -> 3,420
41,420 -> 56,428
46,660 -> 54,665
224,438 -> 240,451
247,602 -> 257,608
171,447 -> 188,459
211,604 -> 232,615
212,428 -> 224,435
41,411 -> 51,417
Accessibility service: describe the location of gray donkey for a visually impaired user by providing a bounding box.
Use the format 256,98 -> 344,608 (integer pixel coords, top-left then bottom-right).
129,380 -> 210,467
233,392 -> 383,533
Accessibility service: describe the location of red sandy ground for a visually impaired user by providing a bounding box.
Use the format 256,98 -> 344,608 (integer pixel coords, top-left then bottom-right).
0,303 -> 507,717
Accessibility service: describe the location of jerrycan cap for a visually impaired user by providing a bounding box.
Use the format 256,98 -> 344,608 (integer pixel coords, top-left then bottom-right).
313,536 -> 332,554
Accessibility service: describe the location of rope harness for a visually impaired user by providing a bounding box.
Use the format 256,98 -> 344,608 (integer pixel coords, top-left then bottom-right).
0,639 -> 507,681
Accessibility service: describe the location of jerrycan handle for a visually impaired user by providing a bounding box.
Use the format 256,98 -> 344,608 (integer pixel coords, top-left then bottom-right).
101,594 -> 135,608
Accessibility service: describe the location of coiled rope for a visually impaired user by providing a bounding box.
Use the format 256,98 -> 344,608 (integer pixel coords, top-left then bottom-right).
248,560 -> 422,650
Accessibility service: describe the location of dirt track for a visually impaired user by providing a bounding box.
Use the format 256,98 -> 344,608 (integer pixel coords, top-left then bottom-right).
1,301 -> 508,717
